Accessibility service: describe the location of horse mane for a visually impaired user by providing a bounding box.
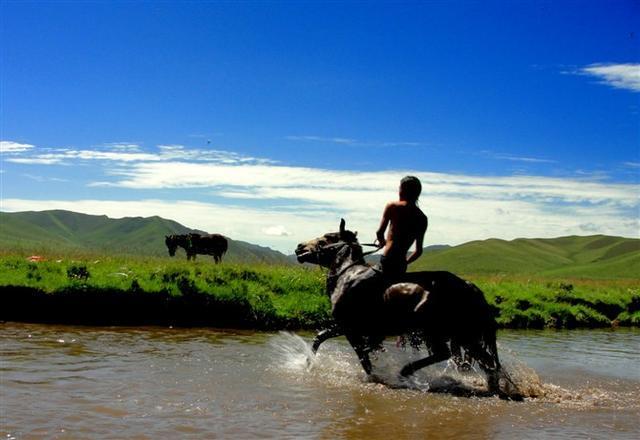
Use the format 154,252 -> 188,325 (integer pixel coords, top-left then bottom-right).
325,241 -> 368,294
348,241 -> 365,264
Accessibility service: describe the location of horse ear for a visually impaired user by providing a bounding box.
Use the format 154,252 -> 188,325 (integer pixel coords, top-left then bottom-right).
354,231 -> 358,237
339,218 -> 345,235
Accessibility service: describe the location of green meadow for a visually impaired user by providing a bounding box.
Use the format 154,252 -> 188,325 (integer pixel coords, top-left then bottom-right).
474,276 -> 639,328
0,253 -> 328,329
1,252 -> 638,329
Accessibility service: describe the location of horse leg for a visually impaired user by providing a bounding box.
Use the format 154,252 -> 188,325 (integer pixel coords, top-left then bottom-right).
311,325 -> 342,354
466,341 -> 499,389
400,338 -> 450,377
465,340 -> 521,400
345,333 -> 373,375
454,319 -> 515,399
450,338 -> 472,372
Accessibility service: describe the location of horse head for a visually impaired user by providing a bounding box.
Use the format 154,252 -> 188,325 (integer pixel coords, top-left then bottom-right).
165,235 -> 178,256
295,218 -> 359,267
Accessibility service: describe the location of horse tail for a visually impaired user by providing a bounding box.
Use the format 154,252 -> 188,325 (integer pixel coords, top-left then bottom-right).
475,294 -> 523,399
466,280 -> 501,371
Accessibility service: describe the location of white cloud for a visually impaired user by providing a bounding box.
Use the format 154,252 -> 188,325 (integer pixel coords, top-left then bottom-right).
3,143 -> 276,167
6,157 -> 64,165
157,145 -> 275,164
94,161 -> 638,208
102,142 -> 142,152
579,63 -> 640,92
480,150 -> 557,164
262,225 -> 292,236
69,150 -> 162,162
493,154 -> 557,164
21,174 -> 68,182
1,141 -> 35,154
3,142 -> 638,252
285,135 -> 424,147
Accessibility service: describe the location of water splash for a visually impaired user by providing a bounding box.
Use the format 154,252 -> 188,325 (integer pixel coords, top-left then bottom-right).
268,332 -> 315,372
497,346 -> 546,398
268,333 -> 500,396
267,332 -> 366,389
268,333 -> 640,408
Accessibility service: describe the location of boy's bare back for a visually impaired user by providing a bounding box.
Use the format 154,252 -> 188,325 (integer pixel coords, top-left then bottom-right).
378,200 -> 428,259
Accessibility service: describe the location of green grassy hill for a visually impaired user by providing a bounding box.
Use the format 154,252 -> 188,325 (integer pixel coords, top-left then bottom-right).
2,210 -> 638,277
412,235 -> 640,279
0,210 -> 292,265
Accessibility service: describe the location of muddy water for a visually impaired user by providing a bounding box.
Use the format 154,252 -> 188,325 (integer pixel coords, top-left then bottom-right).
1,324 -> 638,439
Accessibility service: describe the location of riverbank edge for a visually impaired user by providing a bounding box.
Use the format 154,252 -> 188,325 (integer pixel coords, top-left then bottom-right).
2,285 -> 638,330
0,285 -> 329,330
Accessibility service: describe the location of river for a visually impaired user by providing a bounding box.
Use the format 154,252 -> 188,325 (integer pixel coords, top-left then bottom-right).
1,323 -> 639,439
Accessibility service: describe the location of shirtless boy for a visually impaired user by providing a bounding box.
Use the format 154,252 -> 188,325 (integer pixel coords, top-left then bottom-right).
375,176 -> 428,278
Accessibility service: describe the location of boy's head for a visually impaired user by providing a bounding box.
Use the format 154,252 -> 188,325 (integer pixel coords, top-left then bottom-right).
399,175 -> 422,203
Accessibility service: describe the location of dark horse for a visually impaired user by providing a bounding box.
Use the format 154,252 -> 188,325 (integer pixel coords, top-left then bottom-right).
165,233 -> 228,263
295,219 -> 521,399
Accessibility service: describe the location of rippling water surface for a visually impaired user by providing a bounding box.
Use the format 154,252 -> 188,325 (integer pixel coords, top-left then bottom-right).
1,323 -> 639,439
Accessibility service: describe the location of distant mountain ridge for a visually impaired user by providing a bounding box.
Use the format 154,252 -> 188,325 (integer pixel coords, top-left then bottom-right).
412,234 -> 640,279
0,210 -> 292,265
1,210 -> 638,277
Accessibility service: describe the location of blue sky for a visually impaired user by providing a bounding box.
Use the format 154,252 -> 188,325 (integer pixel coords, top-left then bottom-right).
1,1 -> 639,252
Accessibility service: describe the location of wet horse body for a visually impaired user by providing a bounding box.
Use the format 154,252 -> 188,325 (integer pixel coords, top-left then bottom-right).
296,220 -> 516,398
165,233 -> 228,263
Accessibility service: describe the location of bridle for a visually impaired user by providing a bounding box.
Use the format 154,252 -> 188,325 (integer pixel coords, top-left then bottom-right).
307,240 -> 383,283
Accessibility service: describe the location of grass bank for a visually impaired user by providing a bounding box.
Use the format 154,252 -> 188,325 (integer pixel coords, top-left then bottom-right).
1,254 -> 638,329
0,255 -> 329,329
473,276 -> 639,328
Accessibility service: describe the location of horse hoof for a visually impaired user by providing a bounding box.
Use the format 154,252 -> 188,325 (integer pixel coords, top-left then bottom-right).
400,367 -> 414,377
497,390 -> 524,401
367,373 -> 386,384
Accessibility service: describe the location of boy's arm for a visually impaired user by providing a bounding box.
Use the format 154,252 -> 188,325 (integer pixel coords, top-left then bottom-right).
406,235 -> 423,264
406,218 -> 428,265
375,203 -> 391,246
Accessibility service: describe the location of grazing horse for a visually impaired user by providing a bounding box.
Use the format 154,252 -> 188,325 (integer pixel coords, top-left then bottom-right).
295,219 -> 520,399
165,233 -> 228,263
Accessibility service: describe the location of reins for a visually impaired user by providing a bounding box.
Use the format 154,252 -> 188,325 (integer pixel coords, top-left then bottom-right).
360,242 -> 383,257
